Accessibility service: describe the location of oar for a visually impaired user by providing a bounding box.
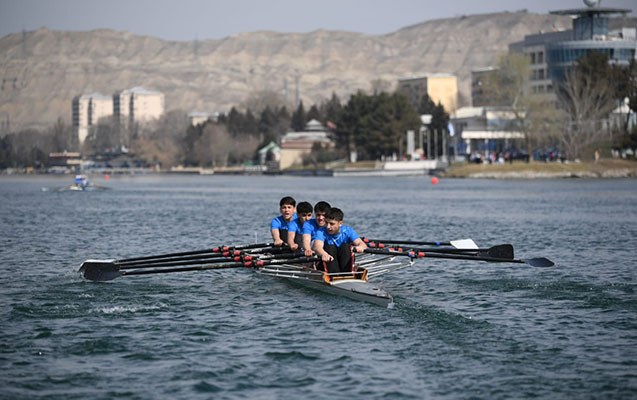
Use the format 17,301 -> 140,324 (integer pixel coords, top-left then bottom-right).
118,246 -> 294,267
363,248 -> 554,268
119,250 -> 305,270
363,238 -> 479,249
117,242 -> 276,263
79,256 -> 321,282
366,242 -> 514,259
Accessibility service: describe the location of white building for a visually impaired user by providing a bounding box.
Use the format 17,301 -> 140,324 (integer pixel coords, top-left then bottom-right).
113,86 -> 165,127
72,92 -> 113,144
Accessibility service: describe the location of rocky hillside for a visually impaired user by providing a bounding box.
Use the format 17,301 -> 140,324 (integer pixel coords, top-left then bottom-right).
0,11 -> 577,132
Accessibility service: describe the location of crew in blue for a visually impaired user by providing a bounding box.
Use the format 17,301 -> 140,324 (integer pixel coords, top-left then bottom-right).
301,201 -> 331,257
270,196 -> 296,246
286,201 -> 313,250
313,207 -> 367,276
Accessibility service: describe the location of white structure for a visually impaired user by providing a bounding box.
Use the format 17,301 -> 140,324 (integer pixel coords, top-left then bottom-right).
72,92 -> 113,144
451,106 -> 525,156
188,111 -> 219,126
113,86 -> 165,127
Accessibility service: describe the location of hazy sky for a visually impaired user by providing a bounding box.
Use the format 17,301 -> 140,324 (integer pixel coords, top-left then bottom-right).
1,0 -> 635,41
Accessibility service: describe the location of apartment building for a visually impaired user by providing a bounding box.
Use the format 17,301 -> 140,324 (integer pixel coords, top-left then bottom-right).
113,86 -> 165,127
72,93 -> 113,144
397,74 -> 458,114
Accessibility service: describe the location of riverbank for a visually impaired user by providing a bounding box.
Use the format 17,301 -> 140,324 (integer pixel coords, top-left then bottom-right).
441,159 -> 637,179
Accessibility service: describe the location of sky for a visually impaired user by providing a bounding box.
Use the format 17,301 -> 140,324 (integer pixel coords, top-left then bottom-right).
0,0 -> 635,41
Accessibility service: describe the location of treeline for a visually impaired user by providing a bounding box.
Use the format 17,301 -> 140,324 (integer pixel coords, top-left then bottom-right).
0,89 -> 445,169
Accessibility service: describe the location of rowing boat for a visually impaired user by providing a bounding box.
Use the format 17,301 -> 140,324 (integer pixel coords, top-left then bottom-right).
257,253 -> 414,307
78,239 -> 554,307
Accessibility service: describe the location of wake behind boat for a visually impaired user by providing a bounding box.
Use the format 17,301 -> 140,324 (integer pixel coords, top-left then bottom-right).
78,240 -> 554,307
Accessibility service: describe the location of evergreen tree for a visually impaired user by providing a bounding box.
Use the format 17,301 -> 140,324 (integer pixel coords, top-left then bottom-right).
306,105 -> 321,122
291,101 -> 306,131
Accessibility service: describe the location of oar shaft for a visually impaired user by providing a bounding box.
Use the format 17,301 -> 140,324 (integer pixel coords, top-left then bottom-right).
122,263 -> 246,276
117,242 -> 276,263
364,238 -> 451,246
364,248 -> 524,263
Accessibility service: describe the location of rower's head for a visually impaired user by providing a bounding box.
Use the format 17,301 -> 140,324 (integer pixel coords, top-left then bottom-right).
296,201 -> 313,224
279,196 -> 296,221
314,201 -> 331,227
325,207 -> 344,236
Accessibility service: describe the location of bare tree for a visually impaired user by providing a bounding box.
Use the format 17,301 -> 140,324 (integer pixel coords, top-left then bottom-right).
556,60 -> 616,159
195,124 -> 232,167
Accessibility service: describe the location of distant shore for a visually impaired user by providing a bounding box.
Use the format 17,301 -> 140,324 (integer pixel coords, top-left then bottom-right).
441,159 -> 637,179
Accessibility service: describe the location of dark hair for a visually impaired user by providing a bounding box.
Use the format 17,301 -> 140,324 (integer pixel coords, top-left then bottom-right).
314,201 -> 331,214
279,196 -> 296,207
325,207 -> 343,221
297,201 -> 313,214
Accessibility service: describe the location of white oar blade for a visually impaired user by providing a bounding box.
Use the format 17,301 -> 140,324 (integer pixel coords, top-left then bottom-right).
450,239 -> 478,249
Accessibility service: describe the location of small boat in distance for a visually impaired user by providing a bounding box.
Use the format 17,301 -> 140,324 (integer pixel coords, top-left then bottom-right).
42,174 -> 110,192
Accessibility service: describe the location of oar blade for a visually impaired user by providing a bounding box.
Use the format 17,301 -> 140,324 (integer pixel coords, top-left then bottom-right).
79,260 -> 122,281
484,244 -> 514,259
450,239 -> 478,249
523,257 -> 555,268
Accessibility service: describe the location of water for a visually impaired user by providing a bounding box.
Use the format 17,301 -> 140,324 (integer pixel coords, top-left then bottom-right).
1,174 -> 636,399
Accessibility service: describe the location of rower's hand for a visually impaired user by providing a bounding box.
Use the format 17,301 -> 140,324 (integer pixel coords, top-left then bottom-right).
289,243 -> 299,251
304,248 -> 314,257
354,244 -> 367,253
274,239 -> 283,246
321,253 -> 333,262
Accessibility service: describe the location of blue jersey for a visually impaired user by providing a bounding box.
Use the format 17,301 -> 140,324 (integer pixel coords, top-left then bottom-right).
315,225 -> 360,247
302,219 -> 321,240
270,214 -> 296,231
287,218 -> 303,233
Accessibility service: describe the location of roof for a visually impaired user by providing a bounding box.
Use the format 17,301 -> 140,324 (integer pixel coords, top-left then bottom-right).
453,107 -> 484,119
461,130 -> 524,140
550,7 -> 631,16
258,141 -> 280,154
398,73 -> 456,81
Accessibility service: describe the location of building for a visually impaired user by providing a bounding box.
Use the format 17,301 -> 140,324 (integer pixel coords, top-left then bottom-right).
279,119 -> 333,169
72,92 -> 113,144
397,74 -> 458,114
451,106 -> 525,157
188,111 -> 219,126
509,1 -> 635,96
113,86 -> 165,128
471,67 -> 499,107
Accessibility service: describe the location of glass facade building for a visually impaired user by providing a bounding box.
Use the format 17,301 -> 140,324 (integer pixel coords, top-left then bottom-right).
546,6 -> 635,82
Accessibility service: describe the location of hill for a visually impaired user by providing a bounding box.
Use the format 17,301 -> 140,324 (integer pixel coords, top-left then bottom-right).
0,11 -> 576,132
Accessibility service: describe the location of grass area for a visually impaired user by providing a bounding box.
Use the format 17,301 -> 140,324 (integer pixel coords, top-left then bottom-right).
442,159 -> 637,178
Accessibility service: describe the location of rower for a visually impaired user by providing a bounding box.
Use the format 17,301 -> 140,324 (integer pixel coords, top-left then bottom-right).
313,207 -> 367,278
286,201 -> 313,251
270,196 -> 296,246
301,201 -> 331,257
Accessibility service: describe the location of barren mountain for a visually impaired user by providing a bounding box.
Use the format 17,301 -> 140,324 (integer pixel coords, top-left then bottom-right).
0,11 -> 575,132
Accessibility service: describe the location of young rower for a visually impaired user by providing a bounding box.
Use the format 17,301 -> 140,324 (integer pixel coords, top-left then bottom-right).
270,196 -> 296,246
286,201 -> 313,250
301,201 -> 331,257
313,207 -> 367,276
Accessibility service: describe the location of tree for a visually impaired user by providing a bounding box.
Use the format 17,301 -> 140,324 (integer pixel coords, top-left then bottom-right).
335,91 -> 420,161
306,104 -> 321,122
556,51 -> 617,159
482,52 -> 538,156
291,101 -> 306,131
242,90 -> 291,115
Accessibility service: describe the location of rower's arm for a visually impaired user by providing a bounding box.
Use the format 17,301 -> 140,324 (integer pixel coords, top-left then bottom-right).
302,233 -> 313,257
352,238 -> 367,253
271,229 -> 283,246
313,240 -> 333,262
286,231 -> 298,250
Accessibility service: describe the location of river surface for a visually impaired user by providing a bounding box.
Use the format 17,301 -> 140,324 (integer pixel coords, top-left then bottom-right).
1,174 -> 636,399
